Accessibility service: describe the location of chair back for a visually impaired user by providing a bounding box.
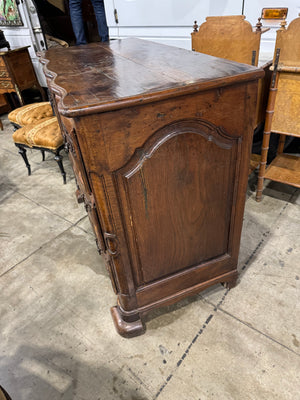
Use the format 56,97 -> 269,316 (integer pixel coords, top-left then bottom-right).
191,15 -> 262,66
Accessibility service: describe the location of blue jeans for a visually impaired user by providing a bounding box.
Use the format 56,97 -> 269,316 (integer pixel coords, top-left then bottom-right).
69,0 -> 109,45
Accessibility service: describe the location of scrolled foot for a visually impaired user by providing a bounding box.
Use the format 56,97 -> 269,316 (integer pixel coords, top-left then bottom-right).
221,278 -> 238,290
111,306 -> 145,338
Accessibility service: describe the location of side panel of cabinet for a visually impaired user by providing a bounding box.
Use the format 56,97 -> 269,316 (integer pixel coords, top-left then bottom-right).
114,119 -> 240,287
67,82 -> 257,313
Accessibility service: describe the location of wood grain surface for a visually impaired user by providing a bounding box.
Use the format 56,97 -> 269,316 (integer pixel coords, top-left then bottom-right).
192,15 -> 261,66
40,38 -> 263,116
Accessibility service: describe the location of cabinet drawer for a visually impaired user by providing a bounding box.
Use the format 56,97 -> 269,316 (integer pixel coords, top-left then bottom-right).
0,68 -> 9,78
0,57 -> 5,67
0,80 -> 13,89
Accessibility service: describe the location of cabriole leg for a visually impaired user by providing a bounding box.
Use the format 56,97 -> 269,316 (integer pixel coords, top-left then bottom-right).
17,145 -> 31,176
54,153 -> 66,184
111,306 -> 145,338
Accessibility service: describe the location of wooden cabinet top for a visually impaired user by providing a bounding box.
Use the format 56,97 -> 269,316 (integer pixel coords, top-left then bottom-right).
40,38 -> 264,117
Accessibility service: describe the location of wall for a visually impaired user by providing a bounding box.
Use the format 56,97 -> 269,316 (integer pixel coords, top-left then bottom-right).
104,0 -> 300,62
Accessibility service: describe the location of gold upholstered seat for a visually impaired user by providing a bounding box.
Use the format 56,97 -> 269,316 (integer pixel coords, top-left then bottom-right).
8,102 -> 53,128
0,384 -> 11,400
12,116 -> 66,184
13,117 -> 63,149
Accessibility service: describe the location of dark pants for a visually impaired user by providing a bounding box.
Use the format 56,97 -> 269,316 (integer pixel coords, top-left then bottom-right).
69,0 -> 109,45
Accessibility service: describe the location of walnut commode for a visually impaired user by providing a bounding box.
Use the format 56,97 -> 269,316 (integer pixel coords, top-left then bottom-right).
40,38 -> 263,337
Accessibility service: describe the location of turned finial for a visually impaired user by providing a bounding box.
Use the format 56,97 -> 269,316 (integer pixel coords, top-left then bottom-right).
255,17 -> 262,32
193,20 -> 198,32
279,18 -> 287,30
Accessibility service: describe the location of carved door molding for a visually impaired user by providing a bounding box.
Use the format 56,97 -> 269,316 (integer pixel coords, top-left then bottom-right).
114,119 -> 242,287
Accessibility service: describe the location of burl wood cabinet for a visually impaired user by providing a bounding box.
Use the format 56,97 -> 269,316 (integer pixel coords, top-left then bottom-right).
41,38 -> 263,337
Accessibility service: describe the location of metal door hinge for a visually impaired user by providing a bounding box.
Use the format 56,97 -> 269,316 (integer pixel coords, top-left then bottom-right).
84,192 -> 96,212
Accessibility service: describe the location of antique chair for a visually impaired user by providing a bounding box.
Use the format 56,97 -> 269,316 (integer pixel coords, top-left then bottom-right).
256,16 -> 300,201
191,15 -> 264,65
7,28 -> 69,183
0,384 -> 11,400
8,101 -> 53,129
191,15 -> 271,174
10,103 -> 66,184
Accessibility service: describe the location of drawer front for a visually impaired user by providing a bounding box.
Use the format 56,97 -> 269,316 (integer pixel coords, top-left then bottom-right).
0,57 -> 5,67
0,68 -> 9,78
0,80 -> 13,89
86,204 -> 118,293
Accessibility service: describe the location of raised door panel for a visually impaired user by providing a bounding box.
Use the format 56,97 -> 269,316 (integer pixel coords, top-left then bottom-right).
60,121 -> 91,198
59,119 -> 107,255
115,119 -> 240,286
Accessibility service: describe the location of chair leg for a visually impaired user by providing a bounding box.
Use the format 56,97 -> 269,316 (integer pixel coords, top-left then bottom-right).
41,150 -> 45,161
17,145 -> 31,176
54,153 -> 66,184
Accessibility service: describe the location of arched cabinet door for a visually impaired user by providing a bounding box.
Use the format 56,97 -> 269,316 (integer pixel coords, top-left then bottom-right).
114,119 -> 241,287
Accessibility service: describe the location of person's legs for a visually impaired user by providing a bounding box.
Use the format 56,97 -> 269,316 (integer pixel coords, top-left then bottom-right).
90,0 -> 109,41
69,0 -> 87,45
